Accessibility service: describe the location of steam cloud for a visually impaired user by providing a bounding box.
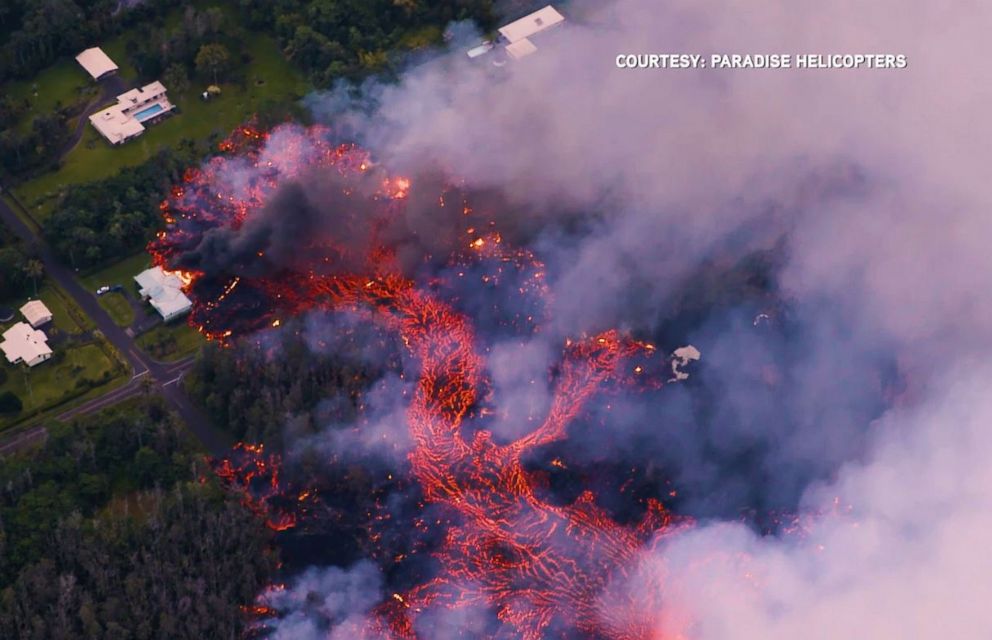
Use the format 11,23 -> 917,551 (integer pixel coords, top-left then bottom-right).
240,0 -> 991,635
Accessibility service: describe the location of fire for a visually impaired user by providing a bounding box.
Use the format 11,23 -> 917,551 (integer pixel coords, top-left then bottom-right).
163,267 -> 195,288
388,177 -> 411,199
210,442 -> 316,532
156,125 -> 691,639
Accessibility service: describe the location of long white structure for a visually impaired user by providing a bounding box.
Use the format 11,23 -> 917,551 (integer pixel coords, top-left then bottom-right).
135,266 -> 192,322
75,47 -> 119,80
19,300 -> 52,328
90,81 -> 175,145
470,5 -> 565,63
498,5 -> 565,44
495,5 -> 565,60
1,323 -> 52,367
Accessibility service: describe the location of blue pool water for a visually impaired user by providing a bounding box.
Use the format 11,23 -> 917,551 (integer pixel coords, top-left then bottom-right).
133,103 -> 165,122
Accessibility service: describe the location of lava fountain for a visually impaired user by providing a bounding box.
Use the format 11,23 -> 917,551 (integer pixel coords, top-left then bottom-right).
153,124 -> 693,639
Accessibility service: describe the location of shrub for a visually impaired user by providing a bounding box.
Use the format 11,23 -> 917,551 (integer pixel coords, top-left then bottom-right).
0,390 -> 22,414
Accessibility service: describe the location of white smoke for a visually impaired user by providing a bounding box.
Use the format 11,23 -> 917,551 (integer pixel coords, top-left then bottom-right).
263,561 -> 383,640
620,362 -> 992,638
292,0 -> 992,634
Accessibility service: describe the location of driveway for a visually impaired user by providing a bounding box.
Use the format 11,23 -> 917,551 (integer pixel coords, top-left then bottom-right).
0,195 -> 230,455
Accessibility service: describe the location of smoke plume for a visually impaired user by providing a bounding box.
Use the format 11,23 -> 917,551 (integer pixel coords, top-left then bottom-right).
196,0 -> 991,635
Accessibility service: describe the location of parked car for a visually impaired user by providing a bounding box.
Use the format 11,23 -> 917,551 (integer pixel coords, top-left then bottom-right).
95,286 -> 110,296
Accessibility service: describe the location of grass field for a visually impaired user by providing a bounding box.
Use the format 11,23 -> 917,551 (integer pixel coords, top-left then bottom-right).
0,279 -> 127,431
79,252 -> 156,328
3,59 -> 95,134
37,283 -> 95,335
96,292 -> 134,328
0,343 -> 119,431
3,282 -> 93,336
80,252 -> 152,294
15,34 -> 309,218
137,322 -> 204,362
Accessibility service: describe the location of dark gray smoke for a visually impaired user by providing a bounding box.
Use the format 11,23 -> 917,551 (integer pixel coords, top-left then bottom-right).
227,0 -> 991,635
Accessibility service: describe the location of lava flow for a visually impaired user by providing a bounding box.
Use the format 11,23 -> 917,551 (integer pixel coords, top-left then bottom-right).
210,442 -> 316,532
153,124 -> 690,639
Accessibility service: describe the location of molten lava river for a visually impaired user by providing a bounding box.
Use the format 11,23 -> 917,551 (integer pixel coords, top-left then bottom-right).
152,125 -> 693,639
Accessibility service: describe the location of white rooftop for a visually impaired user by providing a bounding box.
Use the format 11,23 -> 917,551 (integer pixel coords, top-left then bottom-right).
118,81 -> 168,107
90,105 -> 145,144
467,42 -> 496,59
75,47 -> 119,80
505,38 -> 539,60
19,300 -> 52,328
1,323 -> 52,367
498,5 -> 565,44
135,266 -> 192,321
89,81 -> 173,145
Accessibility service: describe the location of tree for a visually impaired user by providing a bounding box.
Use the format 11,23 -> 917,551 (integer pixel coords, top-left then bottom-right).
162,63 -> 190,95
22,258 -> 43,297
195,43 -> 231,85
0,391 -> 22,415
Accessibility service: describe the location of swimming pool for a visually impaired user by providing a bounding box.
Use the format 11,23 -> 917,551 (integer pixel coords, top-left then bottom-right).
133,103 -> 165,122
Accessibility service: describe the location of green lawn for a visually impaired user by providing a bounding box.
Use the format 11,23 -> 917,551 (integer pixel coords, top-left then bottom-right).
15,34 -> 309,218
37,282 -> 94,335
137,322 -> 204,362
80,251 -> 156,327
96,292 -> 134,328
2,30 -> 139,126
3,283 -> 94,338
100,36 -> 140,84
3,58 -> 96,134
80,251 -> 152,294
0,343 -> 118,431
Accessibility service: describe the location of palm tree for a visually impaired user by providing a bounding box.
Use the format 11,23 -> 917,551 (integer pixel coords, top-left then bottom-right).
22,259 -> 43,297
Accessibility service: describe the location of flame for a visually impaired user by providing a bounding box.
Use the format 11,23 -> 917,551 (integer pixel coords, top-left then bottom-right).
162,268 -> 195,288
210,442 -> 320,533
157,124 -> 691,639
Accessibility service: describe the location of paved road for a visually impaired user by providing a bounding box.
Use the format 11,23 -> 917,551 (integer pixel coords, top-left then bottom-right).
0,425 -> 47,457
0,195 -> 230,456
57,354 -> 196,422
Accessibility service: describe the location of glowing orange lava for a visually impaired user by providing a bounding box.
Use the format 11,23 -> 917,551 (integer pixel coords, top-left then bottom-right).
156,125 -> 689,639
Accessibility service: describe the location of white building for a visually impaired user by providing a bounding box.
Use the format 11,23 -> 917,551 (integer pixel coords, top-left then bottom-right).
19,300 -> 52,328
1,323 -> 52,367
496,5 -> 565,60
75,47 -> 119,81
135,266 -> 193,322
89,81 -> 176,145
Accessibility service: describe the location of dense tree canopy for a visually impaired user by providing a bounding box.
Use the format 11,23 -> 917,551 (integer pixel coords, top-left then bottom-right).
0,400 -> 277,639
0,0 -> 173,83
0,108 -> 72,178
238,0 -> 497,84
186,314 -> 402,444
42,144 -> 212,269
0,222 -> 40,303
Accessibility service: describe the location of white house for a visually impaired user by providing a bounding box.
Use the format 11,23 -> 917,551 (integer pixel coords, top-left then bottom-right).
75,47 -> 119,81
19,300 -> 52,328
135,266 -> 192,322
498,5 -> 565,44
89,81 -> 176,145
469,5 -> 566,63
496,5 -> 565,60
505,38 -> 540,61
1,323 -> 52,367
